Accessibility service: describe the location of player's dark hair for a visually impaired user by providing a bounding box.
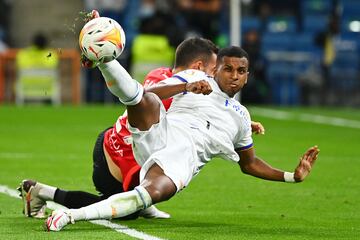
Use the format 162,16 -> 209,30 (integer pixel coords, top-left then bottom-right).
174,37 -> 218,68
217,46 -> 249,65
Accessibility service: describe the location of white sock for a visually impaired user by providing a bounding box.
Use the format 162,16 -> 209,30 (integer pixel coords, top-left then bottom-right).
69,186 -> 152,221
98,60 -> 144,105
37,182 -> 57,200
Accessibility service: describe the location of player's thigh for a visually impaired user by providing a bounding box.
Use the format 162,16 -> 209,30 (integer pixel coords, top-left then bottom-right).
141,163 -> 177,203
140,128 -> 197,193
128,101 -> 167,166
127,92 -> 161,131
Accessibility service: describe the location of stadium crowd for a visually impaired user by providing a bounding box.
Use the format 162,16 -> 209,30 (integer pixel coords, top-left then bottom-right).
0,0 -> 359,106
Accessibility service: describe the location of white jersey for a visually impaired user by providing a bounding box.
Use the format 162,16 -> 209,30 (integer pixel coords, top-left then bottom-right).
164,70 -> 253,166
129,69 -> 253,191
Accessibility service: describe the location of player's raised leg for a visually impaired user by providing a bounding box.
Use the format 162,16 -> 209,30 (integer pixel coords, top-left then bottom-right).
80,13 -> 162,131
98,60 -> 162,131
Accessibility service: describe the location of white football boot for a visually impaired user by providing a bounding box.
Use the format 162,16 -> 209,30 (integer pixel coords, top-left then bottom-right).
44,210 -> 74,231
139,205 -> 171,219
18,180 -> 47,218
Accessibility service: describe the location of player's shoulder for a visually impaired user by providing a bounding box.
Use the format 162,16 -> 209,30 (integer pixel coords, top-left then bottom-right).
173,69 -> 211,83
144,67 -> 173,87
239,102 -> 249,112
239,103 -> 252,125
238,102 -> 250,116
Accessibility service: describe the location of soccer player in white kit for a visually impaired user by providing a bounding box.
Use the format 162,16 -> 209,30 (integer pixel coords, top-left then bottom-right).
45,46 -> 319,231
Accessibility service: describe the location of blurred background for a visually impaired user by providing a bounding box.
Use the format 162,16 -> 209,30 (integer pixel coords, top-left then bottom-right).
0,0 -> 359,106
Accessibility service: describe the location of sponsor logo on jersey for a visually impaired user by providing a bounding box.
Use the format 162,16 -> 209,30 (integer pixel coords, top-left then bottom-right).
224,99 -> 250,124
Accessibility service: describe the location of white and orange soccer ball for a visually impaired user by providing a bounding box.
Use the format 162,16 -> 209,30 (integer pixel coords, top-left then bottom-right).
79,17 -> 126,63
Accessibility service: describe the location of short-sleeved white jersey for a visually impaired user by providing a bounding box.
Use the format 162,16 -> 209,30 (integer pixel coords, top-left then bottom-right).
163,69 -> 253,167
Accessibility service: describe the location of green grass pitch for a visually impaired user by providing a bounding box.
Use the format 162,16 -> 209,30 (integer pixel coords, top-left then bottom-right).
0,105 -> 359,239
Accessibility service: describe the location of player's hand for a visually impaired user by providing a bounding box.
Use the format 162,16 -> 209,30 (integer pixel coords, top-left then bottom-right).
294,146 -> 319,182
251,121 -> 265,135
185,80 -> 212,95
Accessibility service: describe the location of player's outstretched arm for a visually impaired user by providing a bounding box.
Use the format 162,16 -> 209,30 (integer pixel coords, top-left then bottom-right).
236,145 -> 319,183
146,80 -> 212,100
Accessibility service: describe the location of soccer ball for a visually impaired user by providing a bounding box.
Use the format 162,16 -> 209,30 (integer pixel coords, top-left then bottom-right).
79,17 -> 126,63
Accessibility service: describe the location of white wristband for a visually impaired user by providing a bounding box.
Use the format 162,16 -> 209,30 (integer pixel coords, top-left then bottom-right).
284,172 -> 295,183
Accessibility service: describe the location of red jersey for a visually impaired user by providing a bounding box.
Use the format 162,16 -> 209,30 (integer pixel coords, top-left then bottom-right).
103,67 -> 173,191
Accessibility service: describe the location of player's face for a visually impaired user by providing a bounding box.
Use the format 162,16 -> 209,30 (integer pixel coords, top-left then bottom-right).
201,53 -> 217,77
215,56 -> 249,97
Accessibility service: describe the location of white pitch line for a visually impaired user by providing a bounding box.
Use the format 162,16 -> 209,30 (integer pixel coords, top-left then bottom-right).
0,185 -> 21,199
90,220 -> 166,240
0,152 -> 33,159
250,107 -> 360,129
0,152 -> 81,159
0,184 -> 166,240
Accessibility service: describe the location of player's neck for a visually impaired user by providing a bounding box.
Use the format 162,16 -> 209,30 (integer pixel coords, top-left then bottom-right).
173,63 -> 203,74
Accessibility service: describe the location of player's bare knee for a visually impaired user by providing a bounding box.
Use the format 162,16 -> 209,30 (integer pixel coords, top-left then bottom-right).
143,184 -> 174,204
146,187 -> 163,203
147,188 -> 168,204
141,164 -> 177,203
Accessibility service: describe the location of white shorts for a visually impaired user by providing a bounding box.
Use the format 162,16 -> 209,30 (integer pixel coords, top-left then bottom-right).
128,98 -> 199,192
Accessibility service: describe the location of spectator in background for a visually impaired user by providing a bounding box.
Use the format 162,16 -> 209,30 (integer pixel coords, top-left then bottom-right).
241,29 -> 269,104
136,0 -> 184,48
130,13 -> 175,83
249,0 -> 301,34
177,0 -> 221,42
130,2 -> 184,83
84,0 -> 127,23
0,0 -> 11,46
0,27 -> 8,53
315,14 -> 340,104
316,15 -> 340,73
251,0 -> 301,23
15,33 -> 60,105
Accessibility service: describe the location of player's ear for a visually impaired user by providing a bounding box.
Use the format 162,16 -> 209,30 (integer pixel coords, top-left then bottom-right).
193,60 -> 203,71
244,71 -> 249,84
213,67 -> 219,78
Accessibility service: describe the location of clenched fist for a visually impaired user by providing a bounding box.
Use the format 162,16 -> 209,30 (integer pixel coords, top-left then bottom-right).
185,80 -> 213,95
